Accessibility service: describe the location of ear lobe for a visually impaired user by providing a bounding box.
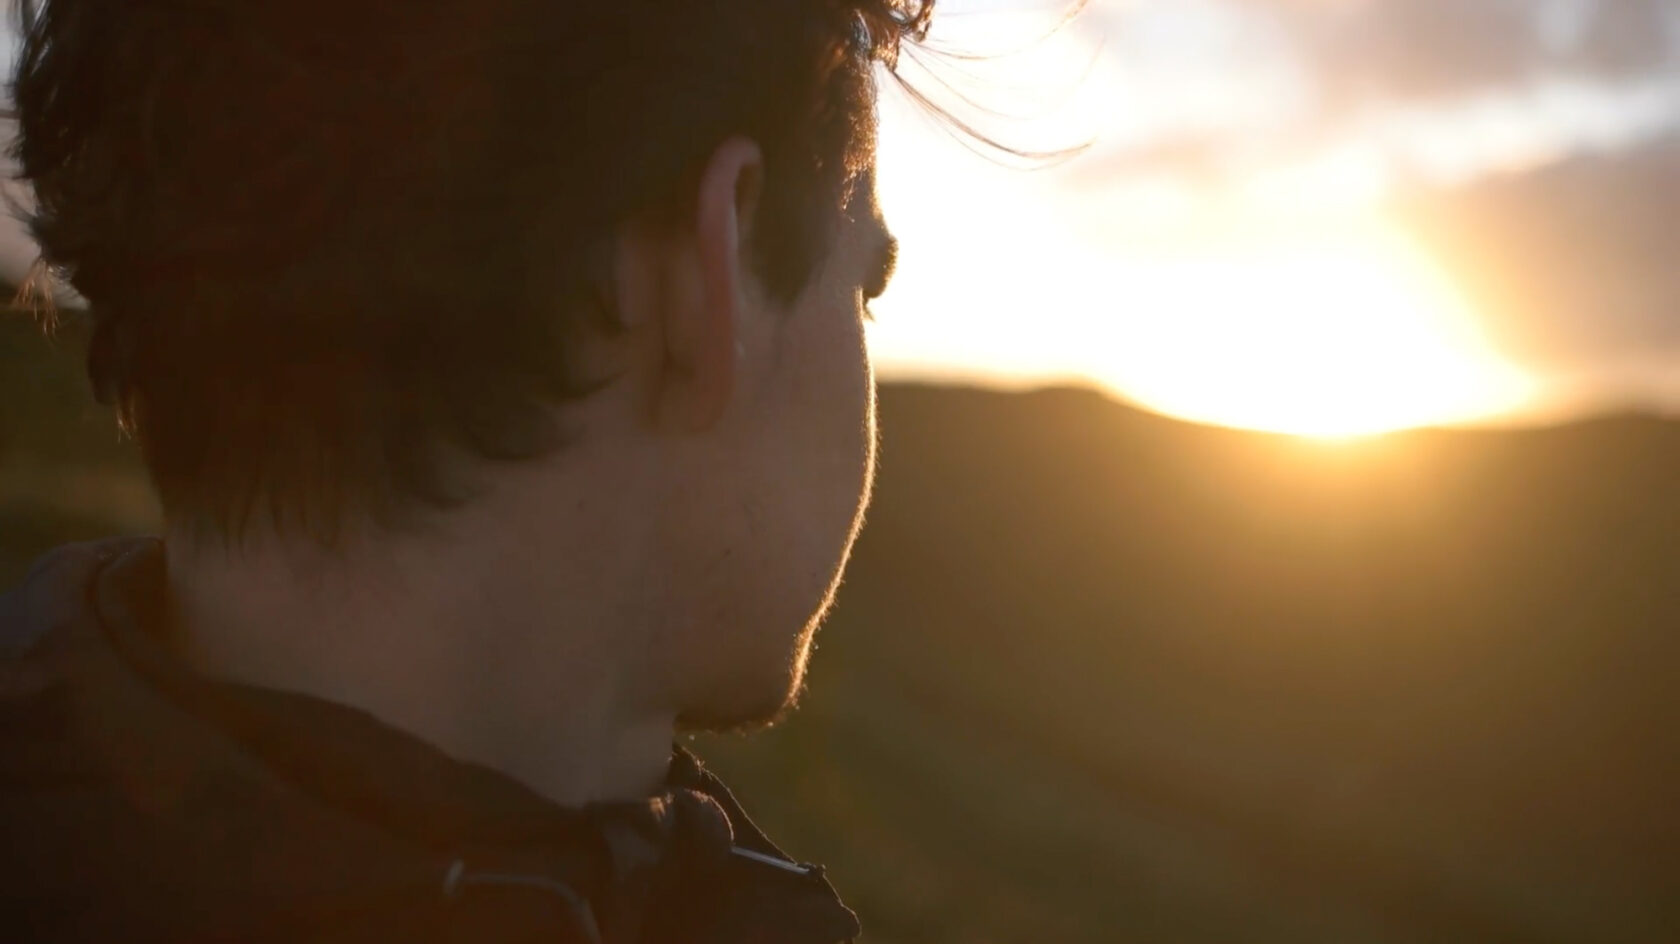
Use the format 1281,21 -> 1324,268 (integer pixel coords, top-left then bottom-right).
650,136 -> 765,433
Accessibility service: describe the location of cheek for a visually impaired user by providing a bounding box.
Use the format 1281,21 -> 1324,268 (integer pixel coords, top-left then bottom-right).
808,294 -> 874,494
860,358 -> 879,501
763,285 -> 875,557
815,312 -> 876,589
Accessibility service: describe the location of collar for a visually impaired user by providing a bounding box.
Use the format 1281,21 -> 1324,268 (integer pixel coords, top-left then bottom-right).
3,537 -> 859,944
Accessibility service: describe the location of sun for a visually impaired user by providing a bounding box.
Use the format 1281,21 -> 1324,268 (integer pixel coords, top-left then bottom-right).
864,117 -> 1535,439
1085,220 -> 1536,438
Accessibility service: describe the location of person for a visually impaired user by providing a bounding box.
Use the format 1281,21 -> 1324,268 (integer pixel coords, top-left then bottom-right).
0,1 -> 931,940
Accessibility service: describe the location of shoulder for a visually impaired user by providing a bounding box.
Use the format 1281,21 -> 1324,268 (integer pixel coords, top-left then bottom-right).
1,537 -> 155,695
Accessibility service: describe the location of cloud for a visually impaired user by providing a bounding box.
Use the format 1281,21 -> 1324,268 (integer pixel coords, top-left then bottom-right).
1076,0 -> 1680,171
1258,0 -> 1677,100
1048,0 -> 1680,414
1285,0 -> 1549,102
1397,133 -> 1680,373
1563,0 -> 1678,78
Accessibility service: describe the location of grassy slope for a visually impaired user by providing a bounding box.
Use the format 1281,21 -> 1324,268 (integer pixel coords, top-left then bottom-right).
702,385 -> 1679,944
5,318 -> 1676,942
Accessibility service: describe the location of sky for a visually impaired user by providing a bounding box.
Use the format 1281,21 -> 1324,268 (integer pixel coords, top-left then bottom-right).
1,1 -> 1676,437
867,0 -> 1680,435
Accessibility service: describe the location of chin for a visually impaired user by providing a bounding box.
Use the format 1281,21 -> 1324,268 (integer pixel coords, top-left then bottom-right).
674,513 -> 857,734
675,617 -> 818,735
673,678 -> 800,735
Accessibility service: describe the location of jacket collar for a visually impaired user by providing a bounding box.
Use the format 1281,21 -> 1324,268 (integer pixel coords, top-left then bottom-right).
1,537 -> 859,944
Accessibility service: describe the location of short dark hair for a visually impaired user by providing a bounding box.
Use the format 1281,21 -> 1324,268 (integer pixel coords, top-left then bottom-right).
10,0 -> 932,540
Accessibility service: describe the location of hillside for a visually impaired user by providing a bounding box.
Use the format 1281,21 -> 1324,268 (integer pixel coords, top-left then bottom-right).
701,384 -> 1679,944
4,317 -> 1677,942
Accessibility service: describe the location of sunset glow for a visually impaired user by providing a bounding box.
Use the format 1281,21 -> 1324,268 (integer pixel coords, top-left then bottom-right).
863,0 -> 1678,437
867,116 -> 1538,438
1080,225 -> 1538,438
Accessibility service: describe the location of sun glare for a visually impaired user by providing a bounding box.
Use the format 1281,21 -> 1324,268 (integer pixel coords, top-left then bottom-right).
868,84 -> 1538,440
1088,222 -> 1537,438
872,192 -> 1536,440
870,206 -> 1537,439
864,5 -> 1555,440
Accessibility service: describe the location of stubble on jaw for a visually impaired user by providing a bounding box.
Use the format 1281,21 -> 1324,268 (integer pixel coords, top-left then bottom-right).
673,602 -> 826,736
676,378 -> 878,738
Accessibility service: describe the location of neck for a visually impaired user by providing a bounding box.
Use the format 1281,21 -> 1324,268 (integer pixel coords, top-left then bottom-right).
164,515 -> 674,808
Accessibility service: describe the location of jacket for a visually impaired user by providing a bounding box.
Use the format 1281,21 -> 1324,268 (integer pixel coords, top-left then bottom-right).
0,538 -> 860,944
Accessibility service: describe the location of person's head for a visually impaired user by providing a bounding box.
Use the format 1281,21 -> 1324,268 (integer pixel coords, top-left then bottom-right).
10,0 -> 929,729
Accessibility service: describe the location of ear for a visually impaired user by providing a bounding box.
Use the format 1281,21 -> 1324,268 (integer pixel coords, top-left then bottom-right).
619,136 -> 764,434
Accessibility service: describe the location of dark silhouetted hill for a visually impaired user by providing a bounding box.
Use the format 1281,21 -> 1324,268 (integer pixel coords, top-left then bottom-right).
4,316 -> 1676,942
702,384 -> 1679,944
